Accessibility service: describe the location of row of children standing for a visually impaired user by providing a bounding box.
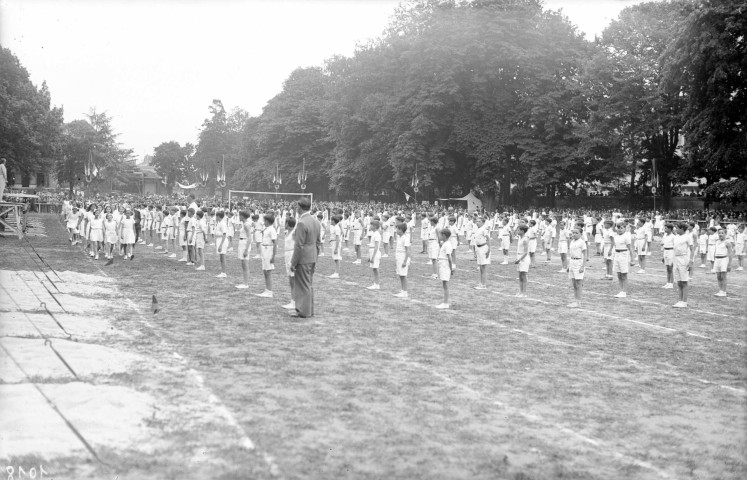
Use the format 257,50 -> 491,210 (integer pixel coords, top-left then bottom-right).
62,201 -> 743,310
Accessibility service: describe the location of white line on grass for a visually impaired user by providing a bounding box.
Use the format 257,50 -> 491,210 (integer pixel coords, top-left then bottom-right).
489,290 -> 745,395
375,348 -> 675,480
491,276 -> 744,347
577,308 -> 677,333
577,308 -> 743,347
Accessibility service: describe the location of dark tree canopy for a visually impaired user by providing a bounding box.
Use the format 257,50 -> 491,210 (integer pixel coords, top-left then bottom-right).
662,0 -> 747,203
0,46 -> 63,180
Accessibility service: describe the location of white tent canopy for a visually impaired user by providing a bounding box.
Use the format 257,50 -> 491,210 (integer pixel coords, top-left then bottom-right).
438,192 -> 482,212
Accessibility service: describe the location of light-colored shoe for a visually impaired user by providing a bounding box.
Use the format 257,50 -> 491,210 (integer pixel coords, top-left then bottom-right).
147,243 -> 154,247
227,247 -> 234,252
662,283 -> 673,289
328,273 -> 340,279
501,261 -> 509,265
168,253 -> 177,258
614,292 -> 627,298
185,262 -> 195,266
195,265 -> 205,271
557,269 -> 567,273
714,291 -> 727,297
215,273 -> 227,278
318,253 -> 325,257
381,254 -> 389,258
435,303 -> 450,309
366,284 -> 380,290
281,302 -> 296,310
352,259 -> 361,264
155,246 -> 163,250
710,270 -> 716,274
699,264 -> 706,268
393,291 -> 409,298
431,274 -> 439,279
473,285 -> 487,290
253,255 -> 261,259
235,284 -> 249,289
177,258 -> 187,262
94,256 -> 99,260
672,301 -> 687,308
636,269 -> 646,274
737,267 -> 744,271
255,290 -> 273,298
567,302 -> 579,308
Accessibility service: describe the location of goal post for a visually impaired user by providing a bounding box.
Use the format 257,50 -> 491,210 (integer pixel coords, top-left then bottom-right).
227,190 -> 313,210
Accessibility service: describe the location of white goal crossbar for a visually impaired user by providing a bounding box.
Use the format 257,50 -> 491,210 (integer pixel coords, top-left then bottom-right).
228,190 -> 313,208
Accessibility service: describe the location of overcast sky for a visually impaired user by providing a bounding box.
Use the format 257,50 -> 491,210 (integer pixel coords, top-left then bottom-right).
1,0 -> 646,161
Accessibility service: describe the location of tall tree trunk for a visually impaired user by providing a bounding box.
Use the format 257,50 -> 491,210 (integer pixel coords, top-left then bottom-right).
502,171 -> 511,206
628,158 -> 637,210
661,172 -> 671,210
548,184 -> 556,208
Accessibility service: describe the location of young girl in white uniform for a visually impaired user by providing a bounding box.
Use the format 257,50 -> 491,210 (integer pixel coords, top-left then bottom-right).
88,209 -> 104,260
367,220 -> 382,290
119,210 -> 136,260
104,213 -> 118,259
393,222 -> 411,298
557,221 -> 569,272
282,217 -> 297,310
436,228 -> 454,309
567,227 -> 586,308
329,215 -> 342,278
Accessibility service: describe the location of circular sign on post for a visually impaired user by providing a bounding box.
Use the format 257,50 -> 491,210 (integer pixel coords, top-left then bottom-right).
413,186 -> 419,193
651,186 -> 657,194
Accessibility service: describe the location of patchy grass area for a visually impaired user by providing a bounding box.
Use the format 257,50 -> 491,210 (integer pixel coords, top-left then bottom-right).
3,214 -> 746,479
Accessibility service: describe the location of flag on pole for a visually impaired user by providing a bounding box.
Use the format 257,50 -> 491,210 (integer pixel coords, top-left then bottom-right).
404,192 -> 411,202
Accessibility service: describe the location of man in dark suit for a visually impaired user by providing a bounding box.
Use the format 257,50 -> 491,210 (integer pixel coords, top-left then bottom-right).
290,197 -> 321,318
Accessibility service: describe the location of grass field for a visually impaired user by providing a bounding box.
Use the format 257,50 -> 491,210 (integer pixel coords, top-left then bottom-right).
2,214 -> 746,479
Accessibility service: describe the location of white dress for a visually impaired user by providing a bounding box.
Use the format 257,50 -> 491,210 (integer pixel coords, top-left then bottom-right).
89,217 -> 104,242
120,217 -> 136,244
104,220 -> 118,244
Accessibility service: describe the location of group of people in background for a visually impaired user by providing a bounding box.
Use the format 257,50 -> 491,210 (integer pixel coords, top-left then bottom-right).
59,193 -> 744,311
